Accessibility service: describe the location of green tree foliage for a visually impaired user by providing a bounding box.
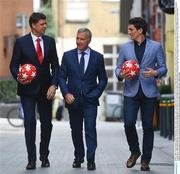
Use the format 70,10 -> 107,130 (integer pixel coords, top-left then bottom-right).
39,1 -> 56,38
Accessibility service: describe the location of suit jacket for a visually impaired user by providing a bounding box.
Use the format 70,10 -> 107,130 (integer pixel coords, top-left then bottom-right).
10,33 -> 59,96
58,48 -> 107,108
115,38 -> 167,98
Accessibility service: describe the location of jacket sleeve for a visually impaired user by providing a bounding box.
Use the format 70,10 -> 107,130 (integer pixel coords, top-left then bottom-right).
155,43 -> 167,78
50,38 -> 59,87
9,38 -> 21,82
58,53 -> 69,97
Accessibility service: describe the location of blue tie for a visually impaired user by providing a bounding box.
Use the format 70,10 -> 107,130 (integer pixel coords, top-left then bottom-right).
80,52 -> 85,74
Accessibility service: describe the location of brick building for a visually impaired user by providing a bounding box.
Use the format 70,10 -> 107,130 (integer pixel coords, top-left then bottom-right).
0,0 -> 33,78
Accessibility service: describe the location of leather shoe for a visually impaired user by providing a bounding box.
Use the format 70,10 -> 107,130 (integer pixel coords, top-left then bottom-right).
41,158 -> 50,167
126,152 -> 141,168
26,161 -> 36,170
72,158 -> 84,168
87,162 -> 96,170
141,161 -> 150,171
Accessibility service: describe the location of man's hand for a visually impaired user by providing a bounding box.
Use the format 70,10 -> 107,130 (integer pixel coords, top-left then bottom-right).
142,68 -> 158,78
118,71 -> 126,81
47,85 -> 57,100
118,71 -> 133,80
65,93 -> 75,104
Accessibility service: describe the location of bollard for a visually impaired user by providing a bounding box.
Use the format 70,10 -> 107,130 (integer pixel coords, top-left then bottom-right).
168,99 -> 174,140
166,100 -> 171,139
159,94 -> 174,140
172,100 -> 174,140
153,100 -> 160,130
159,100 -> 167,137
164,100 -> 169,138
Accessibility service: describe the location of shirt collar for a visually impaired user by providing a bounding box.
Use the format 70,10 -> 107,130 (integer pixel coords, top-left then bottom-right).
134,38 -> 146,46
78,47 -> 90,55
31,32 -> 43,42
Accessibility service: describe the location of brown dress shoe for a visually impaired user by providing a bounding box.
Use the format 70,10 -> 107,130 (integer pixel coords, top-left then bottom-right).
126,152 -> 141,168
141,161 -> 150,171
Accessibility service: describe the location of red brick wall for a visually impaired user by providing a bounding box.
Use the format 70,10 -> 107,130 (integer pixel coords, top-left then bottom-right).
0,0 -> 33,78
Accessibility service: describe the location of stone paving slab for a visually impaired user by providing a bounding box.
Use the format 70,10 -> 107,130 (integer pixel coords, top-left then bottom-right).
0,119 -> 174,174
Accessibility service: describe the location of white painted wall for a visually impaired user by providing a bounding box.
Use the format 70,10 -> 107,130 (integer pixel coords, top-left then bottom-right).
56,36 -> 129,61
33,0 -> 41,12
130,0 -> 142,18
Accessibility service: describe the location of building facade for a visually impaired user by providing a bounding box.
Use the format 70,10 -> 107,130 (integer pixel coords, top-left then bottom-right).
142,0 -> 174,92
0,0 -> 33,79
51,0 -> 129,119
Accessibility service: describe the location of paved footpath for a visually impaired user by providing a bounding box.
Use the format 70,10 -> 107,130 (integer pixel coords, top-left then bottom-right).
0,118 -> 174,174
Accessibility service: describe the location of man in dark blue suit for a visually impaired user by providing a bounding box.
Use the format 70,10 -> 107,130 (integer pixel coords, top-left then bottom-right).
59,28 -> 107,170
10,12 -> 59,170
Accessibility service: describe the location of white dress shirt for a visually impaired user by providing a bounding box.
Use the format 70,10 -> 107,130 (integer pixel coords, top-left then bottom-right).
31,32 -> 44,57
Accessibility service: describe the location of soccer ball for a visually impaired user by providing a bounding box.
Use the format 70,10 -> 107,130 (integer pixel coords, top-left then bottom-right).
120,59 -> 139,79
18,64 -> 37,83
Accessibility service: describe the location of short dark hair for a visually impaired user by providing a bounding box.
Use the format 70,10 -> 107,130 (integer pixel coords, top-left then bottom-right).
77,28 -> 92,41
129,17 -> 147,35
29,12 -> 46,28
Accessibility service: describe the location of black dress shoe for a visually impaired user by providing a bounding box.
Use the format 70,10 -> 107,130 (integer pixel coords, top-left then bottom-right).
72,158 -> 84,168
87,162 -> 96,170
26,161 -> 36,170
41,158 -> 50,167
141,161 -> 150,171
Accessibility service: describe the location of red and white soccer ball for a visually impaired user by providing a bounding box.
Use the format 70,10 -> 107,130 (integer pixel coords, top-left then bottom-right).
18,64 -> 37,83
120,59 -> 139,79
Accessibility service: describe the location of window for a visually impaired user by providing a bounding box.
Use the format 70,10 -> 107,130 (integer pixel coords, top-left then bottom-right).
103,44 -> 123,92
106,82 -> 113,91
106,70 -> 113,78
66,0 -> 89,23
3,35 -> 16,58
16,13 -> 28,28
104,58 -> 113,66
104,45 -> 113,53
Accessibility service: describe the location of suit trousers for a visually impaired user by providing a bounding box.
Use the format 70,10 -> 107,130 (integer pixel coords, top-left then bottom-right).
124,86 -> 157,162
20,93 -> 52,162
68,96 -> 97,162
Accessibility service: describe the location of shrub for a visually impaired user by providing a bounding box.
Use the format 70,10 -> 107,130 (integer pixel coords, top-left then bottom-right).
0,79 -> 18,102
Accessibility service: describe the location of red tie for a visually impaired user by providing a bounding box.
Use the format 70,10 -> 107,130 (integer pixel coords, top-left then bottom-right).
36,38 -> 43,64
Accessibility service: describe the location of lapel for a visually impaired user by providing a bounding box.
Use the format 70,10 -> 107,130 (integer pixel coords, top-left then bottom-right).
132,38 -> 149,65
131,42 -> 138,61
42,35 -> 48,62
72,49 -> 82,75
141,38 -> 150,64
84,48 -> 94,76
26,33 -> 40,65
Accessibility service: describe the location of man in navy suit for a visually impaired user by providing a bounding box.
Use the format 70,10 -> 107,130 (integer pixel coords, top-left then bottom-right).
59,28 -> 107,170
115,17 -> 167,171
10,12 -> 59,170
